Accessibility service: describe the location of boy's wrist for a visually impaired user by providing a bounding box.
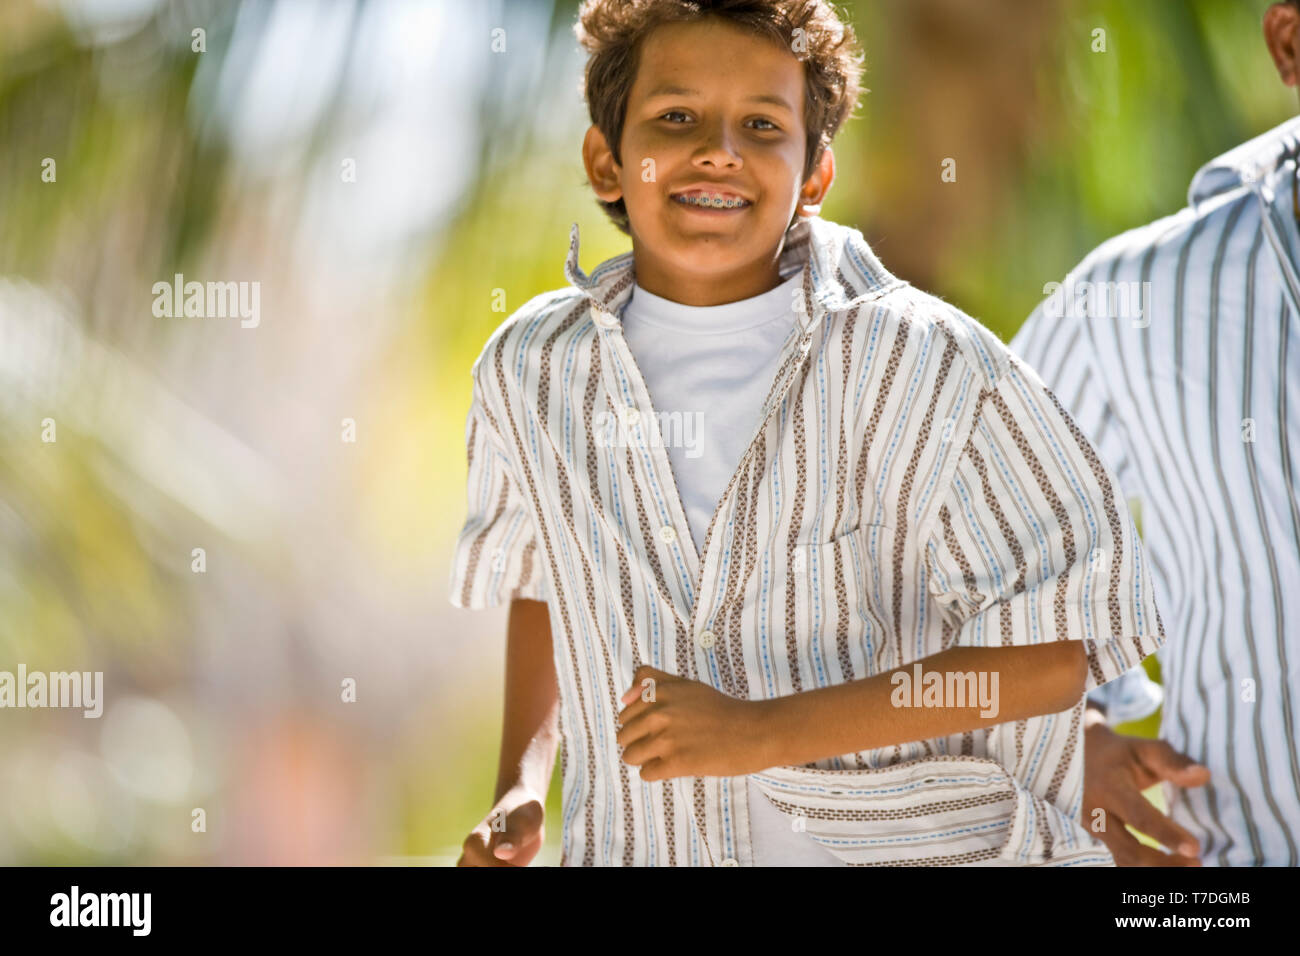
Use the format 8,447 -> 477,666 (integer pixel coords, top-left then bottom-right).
494,769 -> 551,806
494,731 -> 560,803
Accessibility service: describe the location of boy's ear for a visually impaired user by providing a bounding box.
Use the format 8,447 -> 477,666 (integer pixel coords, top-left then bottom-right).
583,125 -> 624,203
796,146 -> 835,217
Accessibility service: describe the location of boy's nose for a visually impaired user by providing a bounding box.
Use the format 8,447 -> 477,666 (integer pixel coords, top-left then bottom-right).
692,127 -> 742,167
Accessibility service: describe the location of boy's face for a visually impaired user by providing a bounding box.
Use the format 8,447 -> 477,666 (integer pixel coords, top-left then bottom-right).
583,17 -> 834,305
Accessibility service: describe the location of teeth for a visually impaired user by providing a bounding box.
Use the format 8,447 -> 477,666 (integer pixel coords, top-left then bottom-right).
674,193 -> 749,208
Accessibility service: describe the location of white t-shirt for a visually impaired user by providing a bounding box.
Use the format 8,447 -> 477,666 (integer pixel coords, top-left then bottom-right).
621,271 -> 843,866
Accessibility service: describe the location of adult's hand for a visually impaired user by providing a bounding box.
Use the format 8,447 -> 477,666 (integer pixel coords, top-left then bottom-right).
1083,706 -> 1211,866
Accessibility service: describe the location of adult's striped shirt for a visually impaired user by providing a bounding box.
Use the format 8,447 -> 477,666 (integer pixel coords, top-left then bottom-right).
1011,115 -> 1300,866
448,213 -> 1164,866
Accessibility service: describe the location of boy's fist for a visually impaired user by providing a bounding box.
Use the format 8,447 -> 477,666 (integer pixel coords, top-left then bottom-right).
457,784 -> 546,866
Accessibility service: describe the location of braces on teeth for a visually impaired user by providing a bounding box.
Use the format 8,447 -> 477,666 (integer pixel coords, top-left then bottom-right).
676,194 -> 749,208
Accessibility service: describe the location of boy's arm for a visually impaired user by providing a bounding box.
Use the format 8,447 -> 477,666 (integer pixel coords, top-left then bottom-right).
495,596 -> 560,803
458,597 -> 559,866
616,642 -> 1085,778
756,641 -> 1086,768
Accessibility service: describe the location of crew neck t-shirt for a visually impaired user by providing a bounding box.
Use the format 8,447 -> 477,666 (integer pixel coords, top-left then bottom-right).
619,271 -> 843,867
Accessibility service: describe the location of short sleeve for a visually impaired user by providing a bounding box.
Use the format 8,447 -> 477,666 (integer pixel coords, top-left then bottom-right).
923,360 -> 1165,693
447,384 -> 547,609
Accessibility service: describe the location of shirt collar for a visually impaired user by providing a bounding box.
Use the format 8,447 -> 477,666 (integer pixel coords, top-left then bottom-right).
562,214 -> 901,330
1188,114 -> 1300,208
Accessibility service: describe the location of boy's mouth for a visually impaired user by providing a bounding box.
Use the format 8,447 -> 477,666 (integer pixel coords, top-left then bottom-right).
669,187 -> 752,210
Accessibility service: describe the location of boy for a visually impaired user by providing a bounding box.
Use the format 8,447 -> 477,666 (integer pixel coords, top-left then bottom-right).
450,0 -> 1163,866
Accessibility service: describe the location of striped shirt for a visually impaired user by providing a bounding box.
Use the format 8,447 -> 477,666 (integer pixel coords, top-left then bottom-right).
1010,116 -> 1300,866
448,213 -> 1164,866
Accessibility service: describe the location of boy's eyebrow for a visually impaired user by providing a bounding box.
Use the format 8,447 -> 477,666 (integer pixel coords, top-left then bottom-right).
643,84 -> 795,111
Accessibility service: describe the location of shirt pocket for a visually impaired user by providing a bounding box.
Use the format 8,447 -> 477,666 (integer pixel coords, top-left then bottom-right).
748,754 -> 1112,866
783,523 -> 893,690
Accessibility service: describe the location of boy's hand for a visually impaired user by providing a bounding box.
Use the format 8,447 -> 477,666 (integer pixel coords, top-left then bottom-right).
1083,708 -> 1210,866
457,783 -> 546,867
616,665 -> 773,780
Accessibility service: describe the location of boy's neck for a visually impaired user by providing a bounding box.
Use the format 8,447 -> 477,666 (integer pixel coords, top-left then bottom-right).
631,245 -> 784,307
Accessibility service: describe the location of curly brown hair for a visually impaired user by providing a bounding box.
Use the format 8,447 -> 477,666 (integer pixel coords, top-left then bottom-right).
574,0 -> 865,235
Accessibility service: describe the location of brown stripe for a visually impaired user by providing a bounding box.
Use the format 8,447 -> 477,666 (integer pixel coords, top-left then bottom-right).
967,444 -> 1029,599
723,442 -> 764,700
513,537 -> 538,599
766,788 -> 1015,821
938,503 -> 983,608
851,846 -> 1002,866
832,308 -> 861,689
785,378 -> 810,693
1014,717 -> 1025,780
694,777 -> 710,865
1045,700 -> 1083,807
712,457 -> 746,699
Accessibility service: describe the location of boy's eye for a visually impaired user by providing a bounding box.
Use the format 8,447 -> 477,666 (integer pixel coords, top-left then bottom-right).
656,112 -> 780,132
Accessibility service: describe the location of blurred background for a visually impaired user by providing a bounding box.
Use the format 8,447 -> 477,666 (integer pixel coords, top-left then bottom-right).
0,0 -> 1292,865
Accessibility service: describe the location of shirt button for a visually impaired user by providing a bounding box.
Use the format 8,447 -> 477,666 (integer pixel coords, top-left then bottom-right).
591,303 -> 619,328
625,406 -> 640,426
721,857 -> 739,867
697,628 -> 716,649
658,525 -> 677,543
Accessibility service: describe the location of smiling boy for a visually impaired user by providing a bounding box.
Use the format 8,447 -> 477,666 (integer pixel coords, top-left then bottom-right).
450,0 -> 1165,866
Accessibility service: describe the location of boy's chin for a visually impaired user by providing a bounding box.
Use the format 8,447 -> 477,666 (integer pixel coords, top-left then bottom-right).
653,211 -> 783,246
